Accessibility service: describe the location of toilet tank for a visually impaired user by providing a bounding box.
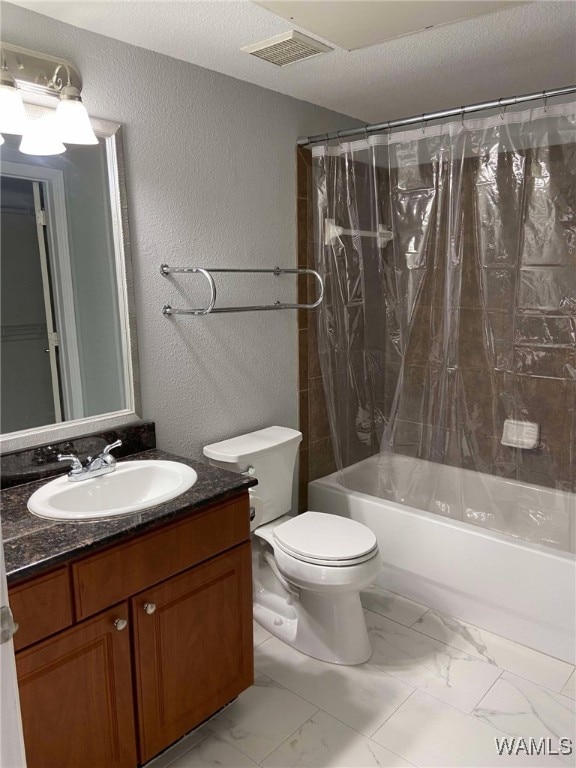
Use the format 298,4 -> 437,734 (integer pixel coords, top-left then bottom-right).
203,427 -> 302,524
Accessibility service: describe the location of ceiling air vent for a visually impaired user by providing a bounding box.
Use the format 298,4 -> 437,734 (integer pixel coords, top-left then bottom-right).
241,30 -> 332,66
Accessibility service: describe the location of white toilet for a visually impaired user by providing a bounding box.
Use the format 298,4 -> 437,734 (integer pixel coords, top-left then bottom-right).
203,426 -> 380,665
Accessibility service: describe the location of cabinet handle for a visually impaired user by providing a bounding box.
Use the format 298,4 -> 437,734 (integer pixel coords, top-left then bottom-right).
143,602 -> 157,615
113,617 -> 128,631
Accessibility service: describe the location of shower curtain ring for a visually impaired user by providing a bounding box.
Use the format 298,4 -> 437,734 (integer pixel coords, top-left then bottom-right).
363,125 -> 370,141
460,107 -> 465,128
421,114 -> 427,134
542,90 -> 548,112
498,98 -> 507,121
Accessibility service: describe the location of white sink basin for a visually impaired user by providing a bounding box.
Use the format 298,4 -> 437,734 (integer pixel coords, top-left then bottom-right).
27,460 -> 198,521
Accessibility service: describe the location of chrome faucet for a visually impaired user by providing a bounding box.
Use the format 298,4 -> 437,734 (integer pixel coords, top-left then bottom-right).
57,439 -> 123,482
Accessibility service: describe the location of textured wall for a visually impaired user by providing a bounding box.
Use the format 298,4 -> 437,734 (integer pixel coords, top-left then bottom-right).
1,2 -> 360,458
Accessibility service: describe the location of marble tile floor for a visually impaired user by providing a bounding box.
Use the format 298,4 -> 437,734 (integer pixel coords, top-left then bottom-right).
147,587 -> 576,768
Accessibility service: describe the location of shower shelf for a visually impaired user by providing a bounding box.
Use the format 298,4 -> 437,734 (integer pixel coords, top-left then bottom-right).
160,264 -> 324,316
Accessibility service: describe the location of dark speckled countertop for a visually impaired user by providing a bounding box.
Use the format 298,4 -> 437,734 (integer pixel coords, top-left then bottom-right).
2,449 -> 257,584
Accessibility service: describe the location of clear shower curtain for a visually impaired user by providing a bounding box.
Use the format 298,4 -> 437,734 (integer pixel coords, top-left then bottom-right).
312,102 -> 576,552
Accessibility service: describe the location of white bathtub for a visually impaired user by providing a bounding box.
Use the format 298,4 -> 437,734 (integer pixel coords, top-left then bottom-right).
309,454 -> 576,664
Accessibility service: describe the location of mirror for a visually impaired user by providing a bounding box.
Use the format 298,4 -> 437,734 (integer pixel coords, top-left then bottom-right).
0,109 -> 140,447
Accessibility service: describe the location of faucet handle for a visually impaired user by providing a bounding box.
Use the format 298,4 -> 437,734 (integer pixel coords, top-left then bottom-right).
102,439 -> 122,456
99,439 -> 122,467
57,454 -> 83,473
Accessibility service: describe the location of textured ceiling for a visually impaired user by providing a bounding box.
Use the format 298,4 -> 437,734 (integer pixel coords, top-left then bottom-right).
255,1 -> 523,51
6,0 -> 576,123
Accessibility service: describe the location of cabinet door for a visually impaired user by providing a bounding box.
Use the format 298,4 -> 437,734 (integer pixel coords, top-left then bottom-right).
16,603 -> 137,768
133,542 -> 253,763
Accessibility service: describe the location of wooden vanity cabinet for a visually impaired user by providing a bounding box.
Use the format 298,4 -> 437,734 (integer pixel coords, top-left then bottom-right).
133,543 -> 252,763
16,603 -> 137,768
10,492 -> 253,768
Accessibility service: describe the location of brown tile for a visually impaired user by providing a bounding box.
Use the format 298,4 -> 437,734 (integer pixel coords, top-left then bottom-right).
307,195 -> 315,245
396,365 -> 444,426
459,248 -> 482,311
491,440 -> 521,479
515,315 -> 575,347
405,305 -> 434,365
459,369 -> 504,438
299,389 -> 309,448
297,228 -> 308,269
383,360 -> 401,418
396,365 -> 428,423
308,315 -> 322,381
297,272 -> 308,305
486,311 -> 514,370
564,380 -> 576,448
458,309 -> 491,370
298,146 -> 312,166
298,329 -> 309,389
298,308 -> 308,330
449,429 -> 494,473
513,346 -> 575,379
482,268 -> 516,312
309,376 -> 331,442
418,265 -> 445,309
514,375 -> 567,452
297,198 -> 308,259
309,437 -> 337,481
391,420 -> 422,457
493,370 -> 517,428
516,445 -> 572,489
297,213 -> 312,271
515,468 -> 557,490
297,148 -> 311,200
298,447 -> 309,513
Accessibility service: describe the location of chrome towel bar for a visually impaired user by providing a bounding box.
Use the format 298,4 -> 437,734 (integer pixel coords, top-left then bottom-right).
160,265 -> 324,316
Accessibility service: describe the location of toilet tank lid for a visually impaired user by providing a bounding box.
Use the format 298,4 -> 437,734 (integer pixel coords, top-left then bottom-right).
203,426 -> 302,463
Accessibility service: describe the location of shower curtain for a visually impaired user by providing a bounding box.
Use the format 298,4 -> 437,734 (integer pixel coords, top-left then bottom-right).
312,102 -> 576,552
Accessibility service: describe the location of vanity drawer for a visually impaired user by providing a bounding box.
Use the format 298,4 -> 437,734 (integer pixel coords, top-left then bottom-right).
72,493 -> 250,620
10,566 -> 73,651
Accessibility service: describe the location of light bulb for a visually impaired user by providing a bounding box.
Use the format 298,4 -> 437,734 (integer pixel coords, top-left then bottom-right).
55,86 -> 98,145
20,115 -> 66,156
0,134 -> 4,146
0,73 -> 27,135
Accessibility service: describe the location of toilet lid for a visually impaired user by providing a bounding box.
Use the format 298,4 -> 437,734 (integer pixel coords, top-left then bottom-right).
273,511 -> 378,564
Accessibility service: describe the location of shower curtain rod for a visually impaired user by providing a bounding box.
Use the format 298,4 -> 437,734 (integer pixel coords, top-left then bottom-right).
296,84 -> 576,147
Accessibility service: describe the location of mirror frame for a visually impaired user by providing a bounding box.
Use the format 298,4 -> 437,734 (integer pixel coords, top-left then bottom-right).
0,107 -> 141,452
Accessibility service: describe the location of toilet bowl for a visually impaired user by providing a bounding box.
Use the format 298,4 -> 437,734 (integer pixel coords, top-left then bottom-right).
204,427 -> 380,665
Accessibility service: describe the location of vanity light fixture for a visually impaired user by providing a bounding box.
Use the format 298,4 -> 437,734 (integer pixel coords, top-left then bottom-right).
0,42 -> 98,154
0,58 -> 27,135
20,114 -> 66,156
53,70 -> 98,145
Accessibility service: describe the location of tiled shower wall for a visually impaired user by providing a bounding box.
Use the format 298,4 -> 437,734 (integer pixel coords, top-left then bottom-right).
297,145 -> 576,511
297,148 -> 335,512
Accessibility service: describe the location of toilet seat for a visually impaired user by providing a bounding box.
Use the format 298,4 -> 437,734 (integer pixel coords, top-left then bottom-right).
273,511 -> 378,567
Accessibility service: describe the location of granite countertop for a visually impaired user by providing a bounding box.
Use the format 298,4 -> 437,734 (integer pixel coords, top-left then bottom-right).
2,449 -> 257,584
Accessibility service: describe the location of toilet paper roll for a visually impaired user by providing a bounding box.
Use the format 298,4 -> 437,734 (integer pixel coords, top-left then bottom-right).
249,493 -> 264,531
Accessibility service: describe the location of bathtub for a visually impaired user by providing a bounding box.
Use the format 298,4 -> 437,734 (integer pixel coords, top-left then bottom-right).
308,454 -> 576,664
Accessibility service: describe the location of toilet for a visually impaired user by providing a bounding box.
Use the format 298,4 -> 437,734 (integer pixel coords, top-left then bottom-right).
203,426 -> 380,665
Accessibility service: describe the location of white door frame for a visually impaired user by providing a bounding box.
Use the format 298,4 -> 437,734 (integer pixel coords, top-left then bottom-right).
1,162 -> 84,420
31,181 -> 63,423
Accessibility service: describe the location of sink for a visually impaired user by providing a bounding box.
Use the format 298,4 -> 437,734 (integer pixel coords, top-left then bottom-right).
27,460 -> 198,521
